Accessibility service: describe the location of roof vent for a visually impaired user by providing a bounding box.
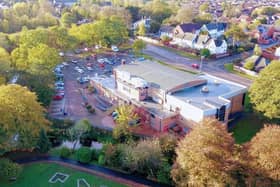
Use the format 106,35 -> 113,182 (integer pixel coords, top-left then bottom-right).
186,99 -> 191,103
201,86 -> 209,93
214,79 -> 220,85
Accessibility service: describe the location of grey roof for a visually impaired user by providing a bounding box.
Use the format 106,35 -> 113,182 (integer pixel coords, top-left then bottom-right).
115,60 -> 204,91
179,23 -> 202,33
160,26 -> 174,33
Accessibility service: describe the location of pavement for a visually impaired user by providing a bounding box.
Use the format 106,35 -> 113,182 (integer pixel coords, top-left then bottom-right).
143,42 -> 280,87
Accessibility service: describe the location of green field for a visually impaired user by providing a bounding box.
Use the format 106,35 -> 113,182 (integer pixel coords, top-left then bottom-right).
0,163 -> 126,187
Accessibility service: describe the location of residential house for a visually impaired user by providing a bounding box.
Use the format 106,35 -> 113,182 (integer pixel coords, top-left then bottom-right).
90,60 -> 247,134
200,23 -> 227,38
159,25 -> 174,38
132,17 -> 151,30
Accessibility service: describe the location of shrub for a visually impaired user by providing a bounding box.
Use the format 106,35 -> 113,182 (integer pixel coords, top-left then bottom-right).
98,155 -> 105,165
156,161 -> 172,184
237,47 -> 245,53
89,108 -> 95,114
60,147 -> 71,158
0,158 -> 22,180
91,149 -> 100,161
244,60 -> 255,70
86,105 -> 92,110
76,147 -> 92,163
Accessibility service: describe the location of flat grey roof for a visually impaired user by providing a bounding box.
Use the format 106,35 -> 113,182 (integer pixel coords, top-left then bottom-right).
173,74 -> 247,110
115,60 -> 203,91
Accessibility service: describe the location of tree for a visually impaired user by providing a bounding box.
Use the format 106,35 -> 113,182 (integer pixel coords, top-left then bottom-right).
199,2 -> 209,13
175,5 -> 197,23
113,105 -> 138,142
249,61 -> 280,118
247,125 -> 280,183
137,23 -> 146,36
200,48 -> 210,58
0,158 -> 22,180
69,119 -> 91,151
225,25 -> 247,47
0,47 -> 11,73
61,12 -> 77,27
27,43 -> 60,75
36,129 -> 51,153
172,118 -> 238,187
0,84 -> 50,154
132,39 -> 146,54
254,44 -> 262,56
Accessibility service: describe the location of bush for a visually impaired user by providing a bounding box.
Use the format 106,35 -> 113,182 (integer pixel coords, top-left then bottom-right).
88,108 -> 95,114
244,60 -> 255,70
156,161 -> 172,184
98,154 -> 105,165
91,149 -> 100,161
76,147 -> 92,163
60,147 -> 71,158
0,158 -> 22,180
237,47 -> 245,53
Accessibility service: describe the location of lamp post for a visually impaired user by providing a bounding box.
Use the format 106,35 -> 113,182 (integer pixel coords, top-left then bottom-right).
200,55 -> 205,73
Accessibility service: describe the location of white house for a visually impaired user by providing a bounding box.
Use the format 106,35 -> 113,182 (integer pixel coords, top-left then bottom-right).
200,23 -> 227,38
132,17 -> 151,30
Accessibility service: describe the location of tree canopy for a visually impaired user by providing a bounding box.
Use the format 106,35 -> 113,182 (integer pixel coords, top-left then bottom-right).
247,125 -> 280,182
249,61 -> 280,118
172,119 -> 238,186
0,84 -> 50,154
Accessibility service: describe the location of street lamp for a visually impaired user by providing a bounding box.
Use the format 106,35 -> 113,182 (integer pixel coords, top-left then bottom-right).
200,55 -> 205,73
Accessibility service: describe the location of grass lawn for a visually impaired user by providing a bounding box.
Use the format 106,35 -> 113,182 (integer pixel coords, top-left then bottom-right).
0,163 -> 126,187
230,113 -> 264,144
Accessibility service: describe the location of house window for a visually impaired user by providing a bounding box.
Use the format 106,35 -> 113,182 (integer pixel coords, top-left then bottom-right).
151,113 -> 155,118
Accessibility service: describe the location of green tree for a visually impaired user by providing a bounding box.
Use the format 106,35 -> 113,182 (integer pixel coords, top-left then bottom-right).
199,2 -> 209,13
0,84 -> 50,154
175,5 -> 197,23
61,12 -> 77,27
249,61 -> 280,118
225,25 -> 247,46
36,128 -> 51,153
27,43 -> 60,75
0,47 -> 11,73
172,118 -> 238,187
113,105 -> 138,142
247,125 -> 280,184
137,23 -> 146,36
132,39 -> 146,54
69,119 -> 91,150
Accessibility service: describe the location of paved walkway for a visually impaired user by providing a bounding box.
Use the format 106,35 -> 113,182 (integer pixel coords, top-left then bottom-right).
15,156 -> 170,187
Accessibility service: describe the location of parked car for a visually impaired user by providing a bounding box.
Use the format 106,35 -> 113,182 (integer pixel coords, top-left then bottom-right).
55,73 -> 64,78
71,60 -> 78,64
87,67 -> 93,71
55,82 -> 64,87
77,77 -> 89,84
77,69 -> 84,73
86,63 -> 93,67
191,63 -> 199,69
85,56 -> 91,60
55,85 -> 64,90
99,63 -> 105,68
104,58 -> 114,65
53,94 -> 63,100
111,45 -> 119,52
97,58 -> 105,64
91,53 -> 97,59
62,62 -> 69,66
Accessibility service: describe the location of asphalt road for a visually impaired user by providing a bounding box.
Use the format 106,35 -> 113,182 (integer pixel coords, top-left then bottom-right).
143,43 -> 253,87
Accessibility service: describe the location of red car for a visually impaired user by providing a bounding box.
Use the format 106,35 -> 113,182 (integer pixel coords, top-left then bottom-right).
53,95 -> 63,100
191,63 -> 199,69
99,63 -> 105,68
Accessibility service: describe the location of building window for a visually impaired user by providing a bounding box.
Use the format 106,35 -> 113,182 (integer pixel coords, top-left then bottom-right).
215,105 -> 226,121
151,113 -> 155,118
